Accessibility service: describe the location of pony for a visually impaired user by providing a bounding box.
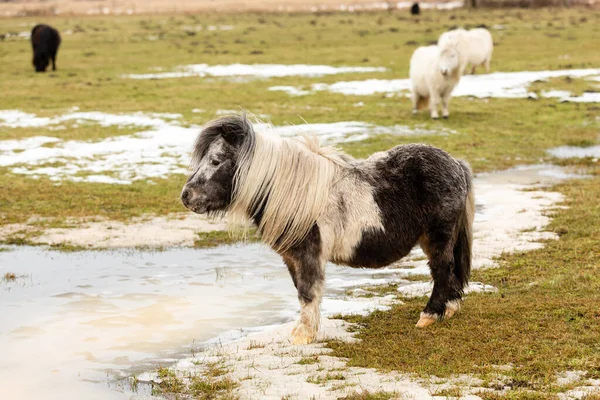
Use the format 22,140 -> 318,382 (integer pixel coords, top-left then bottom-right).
438,27 -> 494,76
411,3 -> 421,15
182,114 -> 474,344
31,24 -> 61,73
409,43 -> 461,119
464,28 -> 494,75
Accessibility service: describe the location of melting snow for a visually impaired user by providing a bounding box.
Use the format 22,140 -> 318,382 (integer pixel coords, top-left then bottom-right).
547,145 -> 600,159
124,63 -> 386,80
558,92 -> 600,103
271,68 -> 600,99
0,110 -> 448,184
268,85 -> 312,96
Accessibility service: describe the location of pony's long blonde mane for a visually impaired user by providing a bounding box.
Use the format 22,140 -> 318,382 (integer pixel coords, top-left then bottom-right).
229,126 -> 351,252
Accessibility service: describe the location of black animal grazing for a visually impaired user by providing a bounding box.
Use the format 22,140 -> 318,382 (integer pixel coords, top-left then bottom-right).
182,114 -> 475,345
411,2 -> 421,15
31,24 -> 61,72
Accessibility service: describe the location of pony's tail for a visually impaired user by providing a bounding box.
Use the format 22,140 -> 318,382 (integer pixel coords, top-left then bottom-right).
453,161 -> 474,291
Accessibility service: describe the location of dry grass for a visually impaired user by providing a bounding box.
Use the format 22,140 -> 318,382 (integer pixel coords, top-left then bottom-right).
3,272 -> 17,281
339,391 -> 399,400
152,365 -> 238,399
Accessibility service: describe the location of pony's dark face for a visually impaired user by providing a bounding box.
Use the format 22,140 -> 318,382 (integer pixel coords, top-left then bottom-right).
181,137 -> 239,214
33,53 -> 49,72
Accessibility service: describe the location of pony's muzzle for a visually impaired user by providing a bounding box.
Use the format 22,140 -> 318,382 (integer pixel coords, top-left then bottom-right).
181,186 -> 207,213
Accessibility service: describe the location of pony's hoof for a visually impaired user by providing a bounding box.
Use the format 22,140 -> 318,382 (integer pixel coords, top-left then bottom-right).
431,116 -> 439,120
444,300 -> 461,319
412,109 -> 417,115
291,323 -> 316,345
415,313 -> 437,328
443,115 -> 449,119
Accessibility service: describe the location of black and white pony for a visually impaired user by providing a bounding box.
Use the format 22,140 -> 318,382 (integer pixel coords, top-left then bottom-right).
182,114 -> 474,344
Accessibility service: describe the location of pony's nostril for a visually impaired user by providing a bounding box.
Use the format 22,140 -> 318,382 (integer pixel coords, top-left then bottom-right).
181,188 -> 191,204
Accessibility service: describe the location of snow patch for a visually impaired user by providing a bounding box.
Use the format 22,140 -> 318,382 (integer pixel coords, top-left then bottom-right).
547,145 -> 600,159
272,68 -> 600,98
0,110 -> 447,184
124,63 -> 386,80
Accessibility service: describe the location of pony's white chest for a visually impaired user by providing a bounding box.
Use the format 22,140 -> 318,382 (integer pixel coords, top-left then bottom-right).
318,175 -> 384,263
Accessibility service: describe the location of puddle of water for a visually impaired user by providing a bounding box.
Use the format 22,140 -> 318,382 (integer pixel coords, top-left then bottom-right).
271,68 -> 600,98
547,145 -> 600,159
0,244 -> 410,400
123,64 -> 386,80
0,110 -> 449,184
475,164 -> 588,184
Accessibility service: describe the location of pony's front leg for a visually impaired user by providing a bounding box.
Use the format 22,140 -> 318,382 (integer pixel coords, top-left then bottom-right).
283,253 -> 325,345
441,92 -> 452,119
429,90 -> 441,120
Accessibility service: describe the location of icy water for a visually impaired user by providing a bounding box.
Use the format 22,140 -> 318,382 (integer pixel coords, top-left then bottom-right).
0,245 -> 409,400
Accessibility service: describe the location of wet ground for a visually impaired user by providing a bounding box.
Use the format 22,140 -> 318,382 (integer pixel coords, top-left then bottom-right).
0,244 -> 410,400
0,164 -> 586,399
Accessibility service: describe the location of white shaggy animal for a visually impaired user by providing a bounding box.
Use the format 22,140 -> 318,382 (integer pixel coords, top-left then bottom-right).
438,28 -> 470,75
438,27 -> 493,75
409,44 -> 461,119
465,28 -> 493,74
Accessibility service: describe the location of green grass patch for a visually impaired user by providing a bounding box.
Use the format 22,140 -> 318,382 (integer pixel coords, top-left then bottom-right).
152,365 -> 238,399
193,229 -> 260,249
307,372 -> 346,385
338,390 -> 398,400
153,366 -> 186,394
402,274 -> 431,282
529,76 -> 600,98
328,172 -> 600,394
296,356 -> 320,365
0,170 -> 186,225
246,340 -> 266,350
432,386 -> 463,398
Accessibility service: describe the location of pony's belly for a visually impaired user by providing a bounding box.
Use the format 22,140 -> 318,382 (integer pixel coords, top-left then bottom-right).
334,238 -> 414,269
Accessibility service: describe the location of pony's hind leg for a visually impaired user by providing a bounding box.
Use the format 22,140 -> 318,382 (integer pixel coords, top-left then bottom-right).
411,91 -> 419,114
417,231 -> 465,327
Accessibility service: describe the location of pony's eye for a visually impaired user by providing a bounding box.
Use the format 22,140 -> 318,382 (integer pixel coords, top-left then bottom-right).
211,159 -> 221,166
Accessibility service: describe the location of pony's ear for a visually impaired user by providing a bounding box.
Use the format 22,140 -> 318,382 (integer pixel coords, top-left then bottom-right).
219,114 -> 252,147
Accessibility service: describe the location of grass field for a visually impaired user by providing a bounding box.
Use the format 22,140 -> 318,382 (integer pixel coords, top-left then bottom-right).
0,8 -> 599,229
1,7 -> 600,397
